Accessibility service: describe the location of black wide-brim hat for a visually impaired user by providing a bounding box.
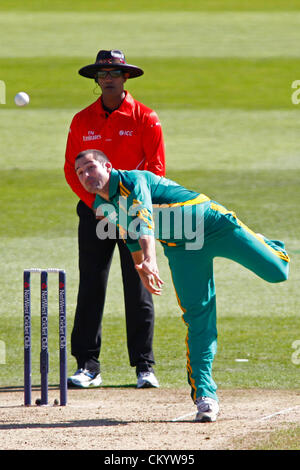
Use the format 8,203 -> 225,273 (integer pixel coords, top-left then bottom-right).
78,49 -> 144,79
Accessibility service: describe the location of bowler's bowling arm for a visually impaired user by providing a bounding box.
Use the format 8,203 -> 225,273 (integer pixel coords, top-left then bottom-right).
131,235 -> 164,295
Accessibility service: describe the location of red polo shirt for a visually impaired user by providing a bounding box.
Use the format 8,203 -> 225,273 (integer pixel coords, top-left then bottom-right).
64,91 -> 166,208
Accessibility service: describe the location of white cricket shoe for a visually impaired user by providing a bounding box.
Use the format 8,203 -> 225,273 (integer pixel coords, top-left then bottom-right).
137,371 -> 159,389
67,368 -> 102,388
195,396 -> 219,422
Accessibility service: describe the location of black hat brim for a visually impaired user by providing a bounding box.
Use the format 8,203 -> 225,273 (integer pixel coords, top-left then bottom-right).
78,63 -> 144,79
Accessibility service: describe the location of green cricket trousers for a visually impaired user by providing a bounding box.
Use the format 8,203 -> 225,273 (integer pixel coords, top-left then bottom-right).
162,200 -> 290,402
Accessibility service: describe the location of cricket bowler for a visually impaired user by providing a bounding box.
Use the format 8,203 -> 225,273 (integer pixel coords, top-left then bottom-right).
75,149 -> 290,422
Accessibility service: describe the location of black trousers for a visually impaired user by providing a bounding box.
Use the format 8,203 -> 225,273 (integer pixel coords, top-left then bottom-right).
71,200 -> 155,375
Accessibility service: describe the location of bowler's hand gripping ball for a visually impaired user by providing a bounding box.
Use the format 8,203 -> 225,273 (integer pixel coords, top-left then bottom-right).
14,92 -> 30,106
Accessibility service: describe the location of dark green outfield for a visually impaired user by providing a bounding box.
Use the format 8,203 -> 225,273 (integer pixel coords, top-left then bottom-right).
1,0 -> 300,11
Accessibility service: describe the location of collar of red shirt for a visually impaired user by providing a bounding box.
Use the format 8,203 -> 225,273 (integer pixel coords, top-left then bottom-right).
98,90 -> 134,117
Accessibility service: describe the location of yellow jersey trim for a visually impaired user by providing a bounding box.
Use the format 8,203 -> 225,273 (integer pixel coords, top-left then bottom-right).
152,193 -> 210,209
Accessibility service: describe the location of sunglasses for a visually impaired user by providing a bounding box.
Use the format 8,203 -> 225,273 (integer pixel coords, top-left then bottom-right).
96,70 -> 123,79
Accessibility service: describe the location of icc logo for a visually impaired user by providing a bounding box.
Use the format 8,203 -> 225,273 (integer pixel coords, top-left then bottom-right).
119,130 -> 133,136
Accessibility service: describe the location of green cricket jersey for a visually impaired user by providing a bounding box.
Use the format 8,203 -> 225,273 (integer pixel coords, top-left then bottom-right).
93,169 -> 210,252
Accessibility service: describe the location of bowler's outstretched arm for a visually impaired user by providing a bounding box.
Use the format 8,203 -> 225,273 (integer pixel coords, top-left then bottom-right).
131,235 -> 164,295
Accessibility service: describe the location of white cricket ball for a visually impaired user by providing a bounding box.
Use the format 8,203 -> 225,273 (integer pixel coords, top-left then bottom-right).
14,91 -> 30,107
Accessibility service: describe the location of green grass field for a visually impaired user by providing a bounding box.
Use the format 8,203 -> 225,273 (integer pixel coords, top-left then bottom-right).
0,0 -> 299,449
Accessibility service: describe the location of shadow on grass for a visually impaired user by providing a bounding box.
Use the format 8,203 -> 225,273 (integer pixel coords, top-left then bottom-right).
0,383 -> 137,393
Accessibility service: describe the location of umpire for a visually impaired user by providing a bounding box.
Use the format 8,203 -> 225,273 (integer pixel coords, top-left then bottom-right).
64,49 -> 165,388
